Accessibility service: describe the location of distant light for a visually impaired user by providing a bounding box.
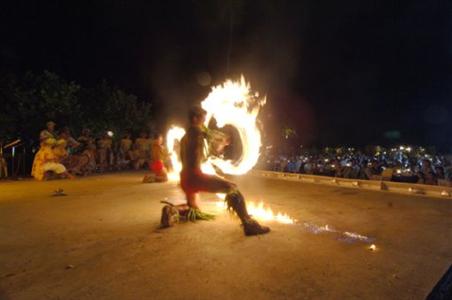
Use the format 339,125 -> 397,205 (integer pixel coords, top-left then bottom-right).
369,244 -> 377,251
396,169 -> 402,174
399,146 -> 405,150
406,147 -> 412,152
107,131 -> 114,137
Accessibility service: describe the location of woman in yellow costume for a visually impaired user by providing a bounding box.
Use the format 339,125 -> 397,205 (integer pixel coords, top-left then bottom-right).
31,138 -> 74,180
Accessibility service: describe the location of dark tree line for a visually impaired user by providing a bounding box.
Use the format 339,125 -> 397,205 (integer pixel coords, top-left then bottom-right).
0,71 -> 153,142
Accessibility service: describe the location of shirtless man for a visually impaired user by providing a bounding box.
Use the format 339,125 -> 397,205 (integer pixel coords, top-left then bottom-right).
160,106 -> 270,236
149,134 -> 168,182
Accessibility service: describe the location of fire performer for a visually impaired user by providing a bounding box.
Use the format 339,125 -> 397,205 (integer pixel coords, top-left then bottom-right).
160,106 -> 270,236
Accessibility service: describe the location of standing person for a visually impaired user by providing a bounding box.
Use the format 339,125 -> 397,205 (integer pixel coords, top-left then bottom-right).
160,106 -> 270,236
132,131 -> 149,169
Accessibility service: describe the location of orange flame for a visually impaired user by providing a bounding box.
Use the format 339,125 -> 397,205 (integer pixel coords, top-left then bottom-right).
166,126 -> 185,181
201,76 -> 265,175
215,195 -> 295,224
166,76 -> 294,224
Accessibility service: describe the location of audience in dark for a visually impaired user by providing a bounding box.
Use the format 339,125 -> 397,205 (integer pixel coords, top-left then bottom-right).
259,146 -> 452,186
31,121 -> 167,180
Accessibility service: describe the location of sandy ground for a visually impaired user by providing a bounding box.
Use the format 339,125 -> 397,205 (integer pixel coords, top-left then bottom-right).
0,172 -> 451,300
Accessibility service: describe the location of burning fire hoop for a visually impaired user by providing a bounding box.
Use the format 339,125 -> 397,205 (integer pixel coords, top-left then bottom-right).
165,76 -> 296,224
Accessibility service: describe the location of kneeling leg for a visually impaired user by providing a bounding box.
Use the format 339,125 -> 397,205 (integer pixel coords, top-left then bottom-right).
225,190 -> 251,224
224,188 -> 270,236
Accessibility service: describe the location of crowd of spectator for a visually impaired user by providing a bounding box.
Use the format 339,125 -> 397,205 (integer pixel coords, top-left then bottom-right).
30,120 -> 452,187
259,146 -> 452,186
31,121 -> 169,181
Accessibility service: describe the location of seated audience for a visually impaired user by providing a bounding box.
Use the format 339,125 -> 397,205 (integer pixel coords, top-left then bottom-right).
117,132 -> 133,169
97,132 -> 113,172
132,131 -> 150,170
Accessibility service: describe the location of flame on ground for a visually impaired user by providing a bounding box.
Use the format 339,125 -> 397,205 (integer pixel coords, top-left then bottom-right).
215,194 -> 295,224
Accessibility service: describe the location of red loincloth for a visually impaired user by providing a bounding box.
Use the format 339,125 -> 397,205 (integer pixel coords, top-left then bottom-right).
150,160 -> 164,175
180,169 -> 232,194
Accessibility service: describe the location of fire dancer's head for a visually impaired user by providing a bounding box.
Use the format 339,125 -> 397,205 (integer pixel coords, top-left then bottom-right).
188,105 -> 206,127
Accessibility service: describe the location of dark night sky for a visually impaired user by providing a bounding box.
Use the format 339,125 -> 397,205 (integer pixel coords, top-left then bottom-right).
1,0 -> 451,149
